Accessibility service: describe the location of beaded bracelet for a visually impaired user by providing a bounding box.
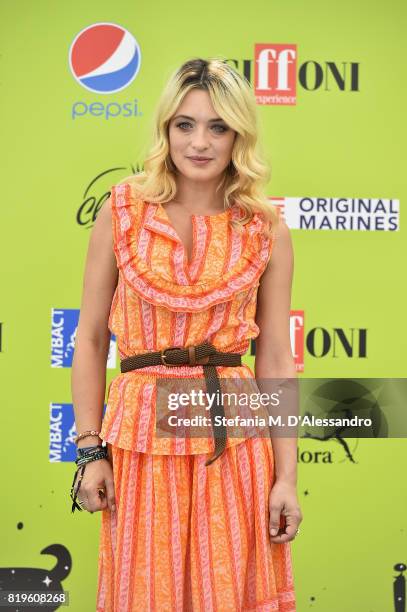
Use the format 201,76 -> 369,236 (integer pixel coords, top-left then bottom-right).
74,429 -> 101,445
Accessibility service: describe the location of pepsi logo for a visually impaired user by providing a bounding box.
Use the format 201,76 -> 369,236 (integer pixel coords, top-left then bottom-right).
69,22 -> 141,94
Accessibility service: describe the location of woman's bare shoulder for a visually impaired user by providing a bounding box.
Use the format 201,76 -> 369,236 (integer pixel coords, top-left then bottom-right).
96,195 -> 113,226
76,195 -> 117,342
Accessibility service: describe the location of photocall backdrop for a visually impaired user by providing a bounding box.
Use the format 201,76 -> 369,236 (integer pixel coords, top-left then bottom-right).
1,1 -> 406,610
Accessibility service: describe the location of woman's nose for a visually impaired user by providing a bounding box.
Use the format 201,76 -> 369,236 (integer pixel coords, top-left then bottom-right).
191,128 -> 210,148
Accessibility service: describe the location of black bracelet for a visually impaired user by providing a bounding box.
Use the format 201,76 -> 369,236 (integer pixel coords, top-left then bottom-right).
76,444 -> 104,458
75,449 -> 108,466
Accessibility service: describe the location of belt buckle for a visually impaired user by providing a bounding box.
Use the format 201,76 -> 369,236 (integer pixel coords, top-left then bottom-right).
160,346 -> 183,366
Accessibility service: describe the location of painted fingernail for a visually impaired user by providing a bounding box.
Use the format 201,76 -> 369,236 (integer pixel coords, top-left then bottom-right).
270,529 -> 278,535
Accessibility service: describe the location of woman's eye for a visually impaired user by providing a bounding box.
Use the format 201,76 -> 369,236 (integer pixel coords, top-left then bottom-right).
212,124 -> 228,133
175,122 -> 228,133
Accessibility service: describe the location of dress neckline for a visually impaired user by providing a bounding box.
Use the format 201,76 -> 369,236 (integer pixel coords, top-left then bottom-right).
158,201 -> 232,219
154,202 -> 232,277
111,182 -> 273,297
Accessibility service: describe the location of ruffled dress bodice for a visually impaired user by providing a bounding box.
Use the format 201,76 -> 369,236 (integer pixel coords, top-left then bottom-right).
99,182 -> 275,453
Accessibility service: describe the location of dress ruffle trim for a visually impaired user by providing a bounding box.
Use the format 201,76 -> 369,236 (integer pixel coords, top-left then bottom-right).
99,368 -> 270,454
110,182 -> 274,313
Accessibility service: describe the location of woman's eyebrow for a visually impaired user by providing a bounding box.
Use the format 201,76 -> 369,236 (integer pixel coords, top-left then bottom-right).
172,114 -> 224,122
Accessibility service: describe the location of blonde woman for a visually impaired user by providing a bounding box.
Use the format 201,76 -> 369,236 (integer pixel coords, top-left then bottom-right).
71,57 -> 301,611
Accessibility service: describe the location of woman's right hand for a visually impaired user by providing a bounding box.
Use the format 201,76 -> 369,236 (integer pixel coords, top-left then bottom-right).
74,458 -> 116,514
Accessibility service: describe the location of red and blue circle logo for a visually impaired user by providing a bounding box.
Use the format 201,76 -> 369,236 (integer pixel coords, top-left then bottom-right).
69,22 -> 141,94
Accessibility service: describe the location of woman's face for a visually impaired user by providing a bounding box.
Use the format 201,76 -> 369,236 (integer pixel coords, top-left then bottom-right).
168,89 -> 236,182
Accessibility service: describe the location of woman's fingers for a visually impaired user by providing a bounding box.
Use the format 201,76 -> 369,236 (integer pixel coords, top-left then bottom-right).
77,492 -> 90,511
82,487 -> 108,513
269,511 -> 301,543
268,499 -> 283,536
74,459 -> 116,514
283,512 -> 301,540
103,476 -> 116,512
268,481 -> 303,543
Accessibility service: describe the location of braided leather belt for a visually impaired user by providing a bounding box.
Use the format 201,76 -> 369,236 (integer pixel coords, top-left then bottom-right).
120,342 -> 242,466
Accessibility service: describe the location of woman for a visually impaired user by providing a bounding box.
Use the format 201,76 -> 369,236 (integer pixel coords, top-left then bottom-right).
71,57 -> 302,611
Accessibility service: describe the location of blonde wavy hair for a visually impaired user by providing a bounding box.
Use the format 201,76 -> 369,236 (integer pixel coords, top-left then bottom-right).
119,57 -> 280,240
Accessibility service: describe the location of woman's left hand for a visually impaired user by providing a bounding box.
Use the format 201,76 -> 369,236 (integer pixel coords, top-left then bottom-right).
268,479 -> 303,543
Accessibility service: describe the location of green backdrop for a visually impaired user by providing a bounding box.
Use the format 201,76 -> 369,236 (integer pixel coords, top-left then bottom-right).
1,1 -> 406,610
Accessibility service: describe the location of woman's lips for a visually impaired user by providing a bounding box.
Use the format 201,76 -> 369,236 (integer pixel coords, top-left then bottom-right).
187,157 -> 213,165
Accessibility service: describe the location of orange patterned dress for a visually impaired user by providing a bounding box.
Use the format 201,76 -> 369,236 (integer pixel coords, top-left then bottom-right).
96,182 -> 296,611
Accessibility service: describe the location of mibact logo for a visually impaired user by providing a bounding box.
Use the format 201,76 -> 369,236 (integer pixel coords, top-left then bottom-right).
51,308 -> 117,368
49,402 -> 107,462
69,22 -> 142,120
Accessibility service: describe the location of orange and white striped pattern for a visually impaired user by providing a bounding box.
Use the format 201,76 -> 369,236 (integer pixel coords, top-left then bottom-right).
96,182 -> 296,610
97,436 -> 296,611
100,182 -> 277,454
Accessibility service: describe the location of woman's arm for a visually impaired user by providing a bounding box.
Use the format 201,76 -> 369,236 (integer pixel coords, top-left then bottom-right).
255,218 -> 302,542
71,196 -> 118,449
254,218 -> 298,485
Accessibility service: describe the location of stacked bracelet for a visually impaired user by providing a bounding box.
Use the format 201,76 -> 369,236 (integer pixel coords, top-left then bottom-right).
76,444 -> 104,459
70,445 -> 108,514
75,449 -> 107,467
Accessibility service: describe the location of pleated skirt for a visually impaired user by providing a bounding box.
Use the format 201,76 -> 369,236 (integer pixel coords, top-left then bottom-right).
96,436 -> 296,611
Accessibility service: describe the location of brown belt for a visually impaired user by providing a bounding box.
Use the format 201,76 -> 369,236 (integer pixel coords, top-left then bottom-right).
120,342 -> 242,466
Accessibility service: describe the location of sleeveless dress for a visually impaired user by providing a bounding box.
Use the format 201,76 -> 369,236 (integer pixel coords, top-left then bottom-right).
96,182 -> 296,611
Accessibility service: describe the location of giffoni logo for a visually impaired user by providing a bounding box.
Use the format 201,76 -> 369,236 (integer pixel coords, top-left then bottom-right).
250,325 -> 368,370
306,327 -> 368,358
227,45 -> 360,106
